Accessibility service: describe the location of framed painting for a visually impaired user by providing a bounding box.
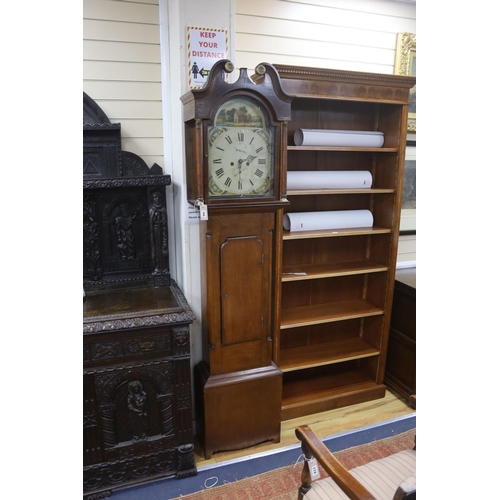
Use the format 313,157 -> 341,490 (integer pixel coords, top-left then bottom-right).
400,141 -> 416,234
394,32 -> 416,133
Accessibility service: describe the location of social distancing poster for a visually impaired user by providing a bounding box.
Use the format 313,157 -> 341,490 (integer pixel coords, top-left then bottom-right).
187,26 -> 228,89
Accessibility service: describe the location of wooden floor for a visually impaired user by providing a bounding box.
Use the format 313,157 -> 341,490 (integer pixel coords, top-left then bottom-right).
194,388 -> 415,467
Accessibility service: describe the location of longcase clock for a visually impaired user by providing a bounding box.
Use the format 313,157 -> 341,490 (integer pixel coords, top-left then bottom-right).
181,60 -> 293,458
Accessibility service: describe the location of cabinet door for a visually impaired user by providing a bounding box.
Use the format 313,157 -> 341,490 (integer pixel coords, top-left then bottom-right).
206,212 -> 275,374
83,359 -> 177,494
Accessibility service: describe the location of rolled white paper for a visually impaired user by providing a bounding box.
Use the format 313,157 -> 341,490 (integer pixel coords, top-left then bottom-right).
283,210 -> 373,232
287,170 -> 372,190
294,129 -> 384,148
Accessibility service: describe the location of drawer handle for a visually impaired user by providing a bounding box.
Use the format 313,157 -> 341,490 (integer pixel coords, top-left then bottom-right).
140,342 -> 155,351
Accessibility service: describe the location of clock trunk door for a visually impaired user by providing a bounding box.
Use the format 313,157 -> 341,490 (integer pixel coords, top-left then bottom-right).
206,212 -> 275,375
221,235 -> 265,345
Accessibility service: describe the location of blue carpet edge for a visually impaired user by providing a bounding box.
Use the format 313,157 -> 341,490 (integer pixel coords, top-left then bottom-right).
110,413 -> 416,500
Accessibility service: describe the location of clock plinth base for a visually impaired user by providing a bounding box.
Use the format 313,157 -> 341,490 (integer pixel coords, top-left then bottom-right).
195,361 -> 282,459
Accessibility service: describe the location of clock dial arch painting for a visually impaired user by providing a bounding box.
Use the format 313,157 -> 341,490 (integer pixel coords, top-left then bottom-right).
207,95 -> 276,199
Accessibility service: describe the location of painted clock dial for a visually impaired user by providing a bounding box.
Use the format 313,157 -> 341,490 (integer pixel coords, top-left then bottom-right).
207,96 -> 275,198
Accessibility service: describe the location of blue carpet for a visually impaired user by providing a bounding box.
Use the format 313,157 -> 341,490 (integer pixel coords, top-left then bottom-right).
109,413 -> 416,500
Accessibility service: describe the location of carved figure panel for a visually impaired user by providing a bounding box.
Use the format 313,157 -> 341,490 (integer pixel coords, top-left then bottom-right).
101,189 -> 151,273
126,380 -> 149,441
149,189 -> 169,276
94,363 -> 174,451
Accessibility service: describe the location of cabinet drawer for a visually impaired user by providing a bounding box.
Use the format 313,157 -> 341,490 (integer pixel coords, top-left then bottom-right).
83,324 -> 191,369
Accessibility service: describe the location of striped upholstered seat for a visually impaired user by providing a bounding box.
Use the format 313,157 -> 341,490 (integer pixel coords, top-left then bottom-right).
296,425 -> 416,500
303,449 -> 416,500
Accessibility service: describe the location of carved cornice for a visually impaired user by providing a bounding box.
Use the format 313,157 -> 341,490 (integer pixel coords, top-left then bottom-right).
83,311 -> 195,334
83,123 -> 121,131
274,64 -> 415,88
83,175 -> 171,190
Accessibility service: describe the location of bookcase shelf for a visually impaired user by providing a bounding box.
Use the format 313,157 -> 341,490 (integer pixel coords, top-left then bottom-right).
281,365 -> 386,421
288,188 -> 394,195
273,64 -> 415,421
280,337 -> 380,372
288,146 -> 399,152
283,226 -> 391,240
282,259 -> 388,282
280,299 -> 384,329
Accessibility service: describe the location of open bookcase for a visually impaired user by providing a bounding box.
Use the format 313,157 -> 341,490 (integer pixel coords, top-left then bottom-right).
270,65 -> 415,420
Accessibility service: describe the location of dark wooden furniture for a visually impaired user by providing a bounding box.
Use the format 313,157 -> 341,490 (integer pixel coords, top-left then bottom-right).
296,425 -> 416,499
181,61 -> 293,458
384,267 -> 416,402
266,65 -> 416,420
83,93 -> 196,498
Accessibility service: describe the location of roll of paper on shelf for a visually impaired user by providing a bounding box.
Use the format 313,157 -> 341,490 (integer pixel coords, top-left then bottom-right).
283,210 -> 373,232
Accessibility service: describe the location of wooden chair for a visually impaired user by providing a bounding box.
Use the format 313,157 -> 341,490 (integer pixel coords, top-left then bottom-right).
296,425 -> 416,500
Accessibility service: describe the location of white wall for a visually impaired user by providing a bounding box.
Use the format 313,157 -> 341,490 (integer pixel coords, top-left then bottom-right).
235,0 -> 416,74
83,0 -> 164,167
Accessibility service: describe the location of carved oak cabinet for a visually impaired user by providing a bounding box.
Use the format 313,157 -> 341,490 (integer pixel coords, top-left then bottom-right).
83,285 -> 196,497
83,93 -> 196,498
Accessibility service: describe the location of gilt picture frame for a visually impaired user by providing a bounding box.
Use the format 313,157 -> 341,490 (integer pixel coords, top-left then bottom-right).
394,32 -> 416,133
400,141 -> 416,234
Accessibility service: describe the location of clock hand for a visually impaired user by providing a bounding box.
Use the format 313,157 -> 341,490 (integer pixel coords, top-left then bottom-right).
236,159 -> 243,190
239,155 -> 257,165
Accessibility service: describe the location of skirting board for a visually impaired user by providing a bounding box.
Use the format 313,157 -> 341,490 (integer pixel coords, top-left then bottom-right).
396,261 -> 416,269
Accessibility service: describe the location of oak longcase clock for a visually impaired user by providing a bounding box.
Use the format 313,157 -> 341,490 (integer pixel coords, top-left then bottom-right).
181,60 -> 293,459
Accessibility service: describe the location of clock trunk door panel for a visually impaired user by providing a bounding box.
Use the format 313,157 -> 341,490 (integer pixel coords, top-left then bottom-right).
220,235 -> 266,346
206,212 -> 274,374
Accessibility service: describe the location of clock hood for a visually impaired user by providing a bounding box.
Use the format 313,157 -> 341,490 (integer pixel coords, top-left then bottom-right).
180,60 -> 293,122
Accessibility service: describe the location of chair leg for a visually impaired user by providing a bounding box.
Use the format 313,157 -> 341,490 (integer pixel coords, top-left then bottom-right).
409,394 -> 416,409
298,439 -> 313,500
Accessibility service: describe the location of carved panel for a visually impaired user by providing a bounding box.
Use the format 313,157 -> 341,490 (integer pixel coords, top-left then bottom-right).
92,361 -> 173,454
84,194 -> 102,281
148,188 -> 170,279
102,189 -> 151,271
83,92 -> 171,288
83,448 -> 178,494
